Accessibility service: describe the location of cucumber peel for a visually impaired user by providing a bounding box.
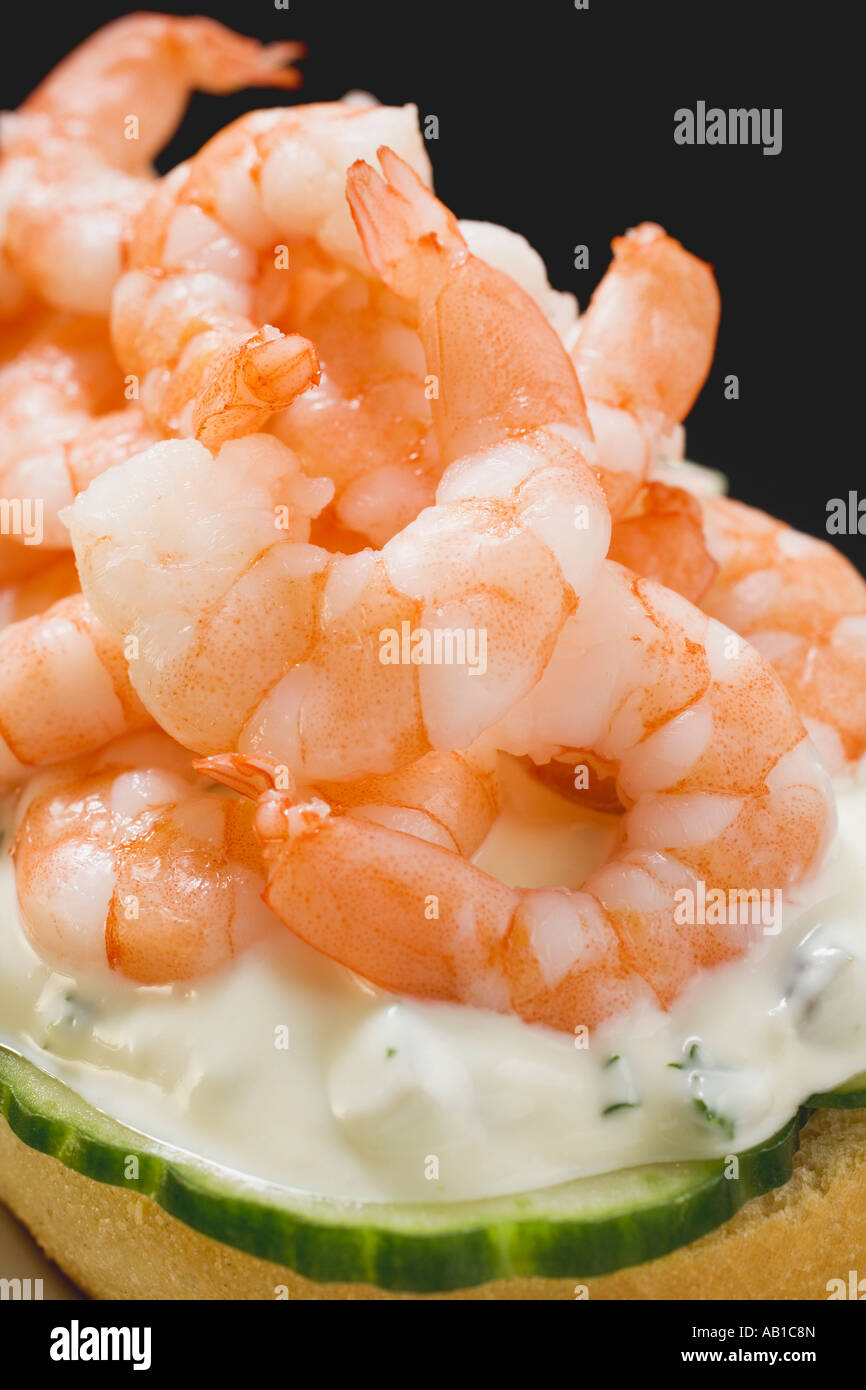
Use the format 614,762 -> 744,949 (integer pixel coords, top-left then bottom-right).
806,1069 -> 866,1109
5,1045 -> 860,1293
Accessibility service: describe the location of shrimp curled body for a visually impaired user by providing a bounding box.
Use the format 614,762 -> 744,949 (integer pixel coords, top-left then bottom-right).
0,15 -> 303,319
13,733 -> 278,983
206,563 -> 834,1031
111,102 -> 433,443
188,153 -> 834,1031
0,594 -> 151,787
0,311 -> 159,549
69,158 -> 613,781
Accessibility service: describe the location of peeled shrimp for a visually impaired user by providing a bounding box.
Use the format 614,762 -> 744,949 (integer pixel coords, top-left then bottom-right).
572,223 -> 720,519
13,732 -> 276,983
566,225 -> 723,606
608,485 -> 866,774
272,218 -> 580,546
600,428 -> 861,772
1,16 -> 302,318
0,133 -> 151,321
19,14 -> 303,175
68,427 -> 604,780
69,154 -> 608,783
201,750 -> 504,923
697,496 -> 866,773
269,261 -> 437,547
205,562 -> 834,1031
560,219 -> 864,773
0,594 -> 150,787
607,480 -> 718,606
276,218 -> 709,548
69,158 -> 613,780
0,311 -> 159,548
110,102 -> 432,443
0,553 -> 79,630
611,482 -> 866,772
0,311 -> 121,424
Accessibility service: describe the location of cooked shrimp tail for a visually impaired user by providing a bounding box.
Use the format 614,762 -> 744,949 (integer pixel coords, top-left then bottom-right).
191,329 -> 321,446
200,744 -> 501,859
22,15 -> 305,172
347,147 -> 594,465
571,223 -> 721,518
573,223 -> 720,439
195,753 -> 295,803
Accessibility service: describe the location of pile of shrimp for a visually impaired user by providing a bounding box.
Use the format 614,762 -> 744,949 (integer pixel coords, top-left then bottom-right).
1,16 -> 861,1036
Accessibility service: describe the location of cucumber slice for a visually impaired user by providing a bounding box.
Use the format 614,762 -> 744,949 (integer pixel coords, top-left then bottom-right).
0,1044 -> 803,1293
806,1071 -> 866,1109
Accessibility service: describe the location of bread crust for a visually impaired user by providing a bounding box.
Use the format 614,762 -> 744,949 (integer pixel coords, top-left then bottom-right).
2,1107 -> 865,1300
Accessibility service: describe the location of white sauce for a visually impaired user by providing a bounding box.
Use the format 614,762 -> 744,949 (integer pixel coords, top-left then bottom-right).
1,758 -> 866,1205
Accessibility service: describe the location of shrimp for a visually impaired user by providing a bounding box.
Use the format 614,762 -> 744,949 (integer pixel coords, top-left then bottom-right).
112,98 -> 578,536
69,154 -> 612,780
68,429 -> 606,780
203,561 -> 834,1032
607,480 -> 718,605
271,217 -> 580,546
607,486 -> 866,773
609,483 -> 866,774
299,170 -> 706,540
0,594 -> 151,788
18,14 -> 304,174
0,311 -> 159,548
275,220 -> 705,548
268,261 -> 438,547
571,223 -> 720,519
0,536 -> 61,590
0,136 -> 153,321
535,491 -> 866,796
210,745 -> 502,862
1,16 -> 303,317
0,553 -> 79,630
110,102 -> 432,442
561,220 -> 861,776
560,222 -> 863,767
696,496 -> 866,774
561,225 -> 723,608
13,732 -> 277,984
534,477 -> 718,808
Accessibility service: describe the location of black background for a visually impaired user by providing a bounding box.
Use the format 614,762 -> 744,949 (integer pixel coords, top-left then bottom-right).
3,1 -> 857,568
